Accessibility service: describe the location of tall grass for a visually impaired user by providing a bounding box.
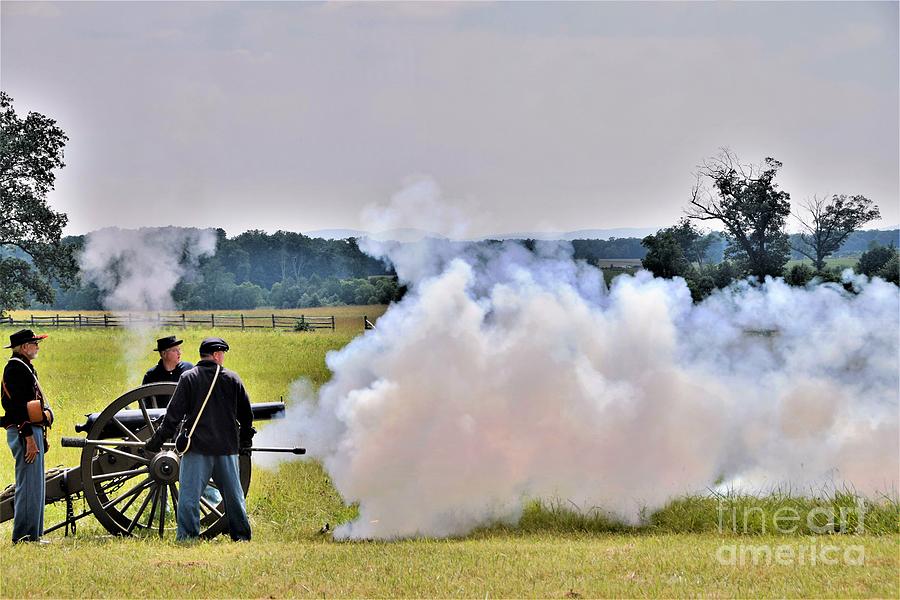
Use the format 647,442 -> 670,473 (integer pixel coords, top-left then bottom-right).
648,488 -> 898,536
470,491 -> 899,539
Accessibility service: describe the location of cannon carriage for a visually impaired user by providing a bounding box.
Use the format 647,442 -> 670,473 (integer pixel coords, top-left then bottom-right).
1,382 -> 301,539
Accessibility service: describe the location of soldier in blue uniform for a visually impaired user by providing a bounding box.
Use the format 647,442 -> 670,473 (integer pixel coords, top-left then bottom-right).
1,329 -> 51,543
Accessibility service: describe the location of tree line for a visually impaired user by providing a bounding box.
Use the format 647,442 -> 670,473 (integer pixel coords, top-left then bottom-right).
32,233 -> 653,310
641,149 -> 898,300
33,233 -> 403,311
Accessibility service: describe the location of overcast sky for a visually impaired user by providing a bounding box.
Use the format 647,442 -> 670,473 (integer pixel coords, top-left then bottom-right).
2,1 -> 897,237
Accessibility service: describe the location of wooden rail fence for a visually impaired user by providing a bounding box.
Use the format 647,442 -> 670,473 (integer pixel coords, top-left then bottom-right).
0,313 -> 336,331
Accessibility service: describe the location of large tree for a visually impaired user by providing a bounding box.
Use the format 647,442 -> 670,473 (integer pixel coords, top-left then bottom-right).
668,217 -> 717,267
793,194 -> 881,272
641,229 -> 689,279
687,149 -> 792,280
0,92 -> 77,315
640,218 -> 712,277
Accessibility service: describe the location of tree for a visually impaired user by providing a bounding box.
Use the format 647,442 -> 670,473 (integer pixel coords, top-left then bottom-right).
683,266 -> 716,301
857,245 -> 897,277
668,217 -> 717,267
878,253 -> 899,285
687,149 -> 792,280
230,281 -> 266,309
793,194 -> 880,271
641,218 -> 716,279
785,263 -> 815,287
713,260 -> 739,288
0,92 -> 77,314
641,230 -> 689,278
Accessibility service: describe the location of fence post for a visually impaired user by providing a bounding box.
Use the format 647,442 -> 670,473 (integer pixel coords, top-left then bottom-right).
241,314 -> 245,331
31,315 -> 35,327
104,314 -> 108,327
182,314 -> 186,328
56,314 -> 59,327
211,313 -> 215,328
78,314 -> 82,327
331,315 -> 335,330
272,314 -> 276,329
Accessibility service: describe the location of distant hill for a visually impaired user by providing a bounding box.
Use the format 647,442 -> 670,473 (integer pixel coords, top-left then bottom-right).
483,227 -> 660,241
303,228 -> 367,240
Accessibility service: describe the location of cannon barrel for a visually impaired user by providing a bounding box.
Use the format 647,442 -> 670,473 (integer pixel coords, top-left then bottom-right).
74,401 -> 286,437
60,438 -> 305,454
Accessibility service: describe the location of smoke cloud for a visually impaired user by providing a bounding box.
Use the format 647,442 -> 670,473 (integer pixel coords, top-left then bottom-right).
79,226 -> 217,379
258,180 -> 899,540
80,226 -> 217,312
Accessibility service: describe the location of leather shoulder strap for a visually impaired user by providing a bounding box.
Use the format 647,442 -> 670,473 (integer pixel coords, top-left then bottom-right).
7,357 -> 46,408
176,364 -> 220,457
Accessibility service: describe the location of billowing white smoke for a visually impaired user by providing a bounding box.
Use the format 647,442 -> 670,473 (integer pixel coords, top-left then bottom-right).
80,227 -> 217,312
257,180 -> 899,540
79,227 -> 217,380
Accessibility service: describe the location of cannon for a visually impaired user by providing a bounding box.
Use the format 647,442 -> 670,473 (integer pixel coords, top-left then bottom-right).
0,382 -> 303,538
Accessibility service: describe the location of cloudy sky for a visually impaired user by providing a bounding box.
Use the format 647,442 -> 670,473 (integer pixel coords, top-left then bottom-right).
2,1 -> 897,237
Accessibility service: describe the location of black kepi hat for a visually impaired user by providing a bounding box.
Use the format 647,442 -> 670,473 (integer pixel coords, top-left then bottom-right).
199,337 -> 229,354
5,329 -> 49,349
153,336 -> 183,352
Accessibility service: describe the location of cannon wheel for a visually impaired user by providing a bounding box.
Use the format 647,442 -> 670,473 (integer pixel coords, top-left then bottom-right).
79,383 -> 251,538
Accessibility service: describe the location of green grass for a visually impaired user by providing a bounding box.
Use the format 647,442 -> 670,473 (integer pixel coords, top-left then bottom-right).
3,533 -> 897,598
0,320 -> 897,598
786,256 -> 860,270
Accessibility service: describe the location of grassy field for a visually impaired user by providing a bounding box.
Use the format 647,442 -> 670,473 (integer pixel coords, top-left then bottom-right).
785,256 -> 860,270
0,315 -> 897,598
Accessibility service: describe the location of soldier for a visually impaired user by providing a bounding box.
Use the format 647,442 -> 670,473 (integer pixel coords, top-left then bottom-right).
1,329 -> 52,543
145,336 -> 218,506
143,336 -> 193,406
145,337 -> 254,541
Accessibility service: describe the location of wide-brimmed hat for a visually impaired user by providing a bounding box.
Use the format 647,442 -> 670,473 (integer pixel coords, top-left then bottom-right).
153,336 -> 184,352
5,329 -> 49,349
199,337 -> 229,354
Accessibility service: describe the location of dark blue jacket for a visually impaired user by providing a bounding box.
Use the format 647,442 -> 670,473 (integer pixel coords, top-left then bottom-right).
142,360 -> 194,385
149,360 -> 253,455
142,360 -> 193,408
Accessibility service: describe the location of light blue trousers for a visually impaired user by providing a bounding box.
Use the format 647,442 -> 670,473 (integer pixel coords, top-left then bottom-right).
176,453 -> 250,541
6,428 -> 45,542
